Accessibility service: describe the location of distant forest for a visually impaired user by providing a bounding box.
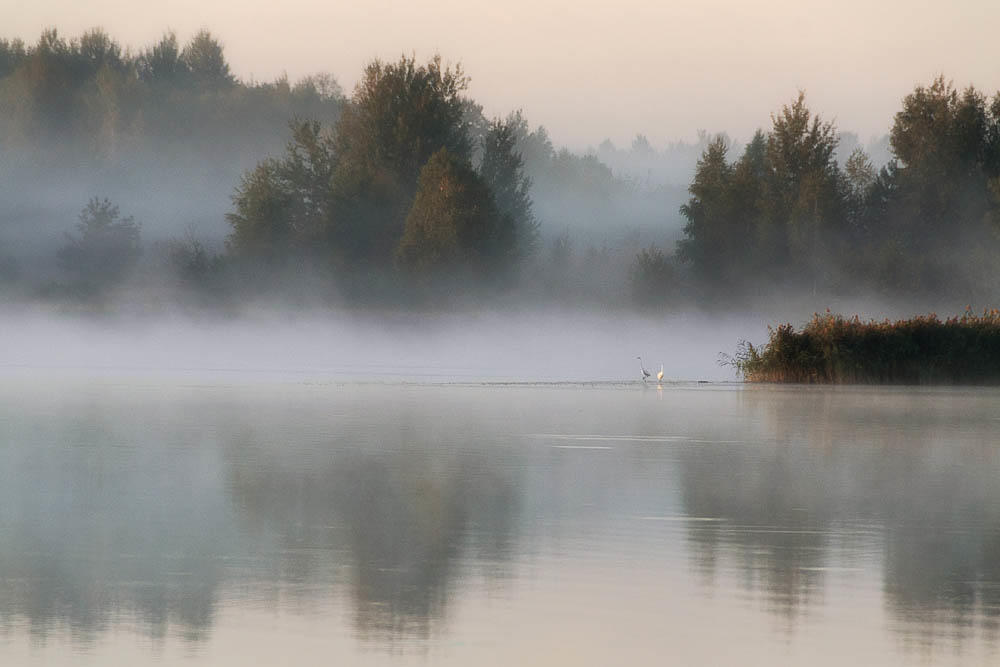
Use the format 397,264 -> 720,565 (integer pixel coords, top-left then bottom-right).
0,28 -> 997,311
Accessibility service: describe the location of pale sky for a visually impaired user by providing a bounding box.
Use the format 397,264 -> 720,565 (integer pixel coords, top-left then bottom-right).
4,0 -> 999,149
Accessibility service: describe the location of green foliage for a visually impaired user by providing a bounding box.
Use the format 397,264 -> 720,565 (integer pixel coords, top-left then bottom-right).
58,197 -> 141,290
0,27 -> 344,164
0,38 -> 26,78
328,54 -> 473,264
678,91 -> 847,289
730,309 -> 1000,384
168,236 -> 214,281
77,29 -> 122,69
888,79 -> 998,247
678,82 -> 1000,298
163,233 -> 227,301
510,118 -> 555,184
396,148 -> 512,275
761,93 -> 844,274
226,120 -> 337,263
856,78 -> 1000,293
335,54 -> 471,179
136,32 -> 185,84
20,28 -> 1000,308
180,30 -> 233,88
630,245 -> 674,307
226,160 -> 296,263
677,135 -> 736,280
226,54 -> 535,286
845,147 -> 876,196
479,113 -> 538,257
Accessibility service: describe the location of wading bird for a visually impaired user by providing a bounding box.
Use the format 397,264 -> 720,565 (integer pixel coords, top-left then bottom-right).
637,356 -> 651,381
657,364 -> 664,382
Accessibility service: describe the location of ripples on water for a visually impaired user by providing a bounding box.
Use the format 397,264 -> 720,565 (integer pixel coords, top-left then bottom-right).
0,380 -> 999,665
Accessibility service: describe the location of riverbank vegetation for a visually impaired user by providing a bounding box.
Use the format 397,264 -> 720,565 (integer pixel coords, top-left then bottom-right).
729,310 -> 1000,384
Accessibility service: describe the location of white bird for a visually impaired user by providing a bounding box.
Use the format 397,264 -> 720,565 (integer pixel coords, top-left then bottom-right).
657,364 -> 664,382
637,356 -> 651,381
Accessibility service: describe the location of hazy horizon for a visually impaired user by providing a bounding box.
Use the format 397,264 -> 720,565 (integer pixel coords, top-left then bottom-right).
6,0 -> 1000,148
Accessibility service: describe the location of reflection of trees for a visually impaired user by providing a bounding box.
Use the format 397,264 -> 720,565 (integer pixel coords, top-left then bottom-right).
677,386 -> 1000,650
878,462 -> 1000,652
7,380 -> 1000,660
225,437 -> 519,644
679,444 -> 831,625
0,417 -> 235,643
0,387 -> 521,651
341,455 -> 470,641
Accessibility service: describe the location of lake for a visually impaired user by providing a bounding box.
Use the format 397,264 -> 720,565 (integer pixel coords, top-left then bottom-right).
1,377 -> 999,665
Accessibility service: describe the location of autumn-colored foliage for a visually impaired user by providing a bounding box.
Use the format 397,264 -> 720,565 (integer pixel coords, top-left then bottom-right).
730,309 -> 1000,384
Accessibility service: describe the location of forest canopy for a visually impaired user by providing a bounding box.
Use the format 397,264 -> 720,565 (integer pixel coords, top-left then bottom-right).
678,80 -> 1000,304
1,27 -> 999,311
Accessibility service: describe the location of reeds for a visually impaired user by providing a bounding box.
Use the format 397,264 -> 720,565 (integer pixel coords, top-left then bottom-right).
729,308 -> 1000,384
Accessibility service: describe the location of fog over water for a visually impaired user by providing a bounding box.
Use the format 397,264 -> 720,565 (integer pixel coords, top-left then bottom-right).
0,308 -> 766,382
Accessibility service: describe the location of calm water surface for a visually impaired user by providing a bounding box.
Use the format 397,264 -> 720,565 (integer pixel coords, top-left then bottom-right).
1,378 -> 999,665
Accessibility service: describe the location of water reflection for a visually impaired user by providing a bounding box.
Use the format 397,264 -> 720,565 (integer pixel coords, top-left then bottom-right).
0,413 -> 234,643
1,381 -> 1000,664
675,386 -> 1000,651
0,384 -> 522,651
678,444 -> 832,625
225,438 -> 519,644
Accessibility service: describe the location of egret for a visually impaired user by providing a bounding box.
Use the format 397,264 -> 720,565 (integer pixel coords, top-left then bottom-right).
657,364 -> 664,382
636,356 -> 652,381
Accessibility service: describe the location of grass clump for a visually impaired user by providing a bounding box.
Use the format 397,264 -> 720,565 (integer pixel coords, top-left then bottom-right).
727,308 -> 1000,384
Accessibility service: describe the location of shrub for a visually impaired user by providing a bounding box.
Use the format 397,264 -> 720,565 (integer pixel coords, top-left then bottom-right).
729,308 -> 1000,384
630,246 -> 674,307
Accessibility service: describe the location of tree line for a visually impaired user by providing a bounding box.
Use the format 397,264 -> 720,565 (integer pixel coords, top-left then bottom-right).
225,55 -> 537,292
678,80 -> 1000,303
3,26 -> 1000,310
1,29 -> 665,309
0,28 -> 343,163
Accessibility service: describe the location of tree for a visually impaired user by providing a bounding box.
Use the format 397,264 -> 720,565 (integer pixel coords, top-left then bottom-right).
844,147 -> 876,196
842,147 -> 876,233
888,78 -> 997,247
163,230 -> 225,298
0,38 -> 26,78
293,73 -> 344,104
335,54 -> 471,182
18,29 -> 80,138
479,113 -> 538,258
180,30 -> 233,87
226,120 -> 337,263
58,198 -> 141,289
396,148 -> 511,275
225,55 -> 538,281
330,54 -> 473,265
730,130 -> 768,269
630,245 -> 674,307
763,92 -> 843,277
226,160 -> 296,263
677,135 -> 735,281
677,95 -> 844,290
78,28 -> 122,71
137,32 -> 187,84
513,120 -> 555,184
